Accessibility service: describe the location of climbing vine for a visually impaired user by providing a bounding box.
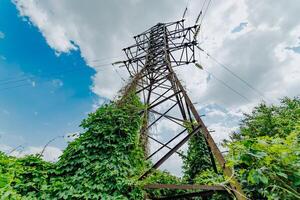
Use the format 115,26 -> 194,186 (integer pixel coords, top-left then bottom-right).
0,94 -> 299,199
182,130 -> 212,183
0,91 -> 183,199
0,91 -> 147,199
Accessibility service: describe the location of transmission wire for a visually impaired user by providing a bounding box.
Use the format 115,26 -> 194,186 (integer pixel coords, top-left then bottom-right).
199,0 -> 212,27
0,62 -> 117,92
0,55 -> 123,84
199,48 -> 267,101
204,69 -> 251,103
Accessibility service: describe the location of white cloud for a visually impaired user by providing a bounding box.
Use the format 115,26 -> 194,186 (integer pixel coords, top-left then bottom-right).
209,123 -> 238,150
1,109 -> 10,115
12,0 -> 300,105
173,0 -> 300,111
0,31 -> 5,39
51,79 -> 63,87
13,0 -> 183,99
0,55 -> 6,60
0,144 -> 13,152
206,109 -> 226,118
10,146 -> 62,162
0,144 -> 62,162
12,0 -> 300,175
13,1 -> 77,53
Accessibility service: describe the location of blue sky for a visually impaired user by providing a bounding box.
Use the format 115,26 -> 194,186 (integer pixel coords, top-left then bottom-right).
0,1 -> 97,150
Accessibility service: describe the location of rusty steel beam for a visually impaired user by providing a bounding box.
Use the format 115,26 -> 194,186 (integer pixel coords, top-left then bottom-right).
147,135 -> 186,158
148,109 -> 186,124
147,102 -> 179,130
168,70 -> 246,199
150,191 -> 228,200
144,184 -> 225,190
147,90 -> 182,110
121,20 -> 246,200
162,24 -> 245,199
147,128 -> 187,160
139,125 -> 201,180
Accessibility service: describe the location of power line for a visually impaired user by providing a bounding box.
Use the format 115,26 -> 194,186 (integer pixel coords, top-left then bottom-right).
0,62 -> 112,92
194,0 -> 211,40
113,66 -> 126,82
0,61 -> 114,88
195,0 -> 207,24
0,66 -> 84,88
0,73 -> 29,83
199,0 -> 212,27
198,46 -> 266,100
209,53 -> 265,98
195,0 -> 208,24
0,75 -> 34,86
204,69 -> 251,103
0,83 -> 32,92
0,55 -> 123,83
0,68 -> 89,92
182,0 -> 191,19
193,62 -> 251,102
0,59 -> 129,93
90,54 -> 123,63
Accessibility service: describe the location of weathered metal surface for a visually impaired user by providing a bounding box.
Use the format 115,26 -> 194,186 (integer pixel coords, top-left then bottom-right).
121,20 -> 246,200
144,184 -> 225,190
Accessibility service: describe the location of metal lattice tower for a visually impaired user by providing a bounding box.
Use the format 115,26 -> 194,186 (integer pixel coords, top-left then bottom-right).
121,20 -> 245,200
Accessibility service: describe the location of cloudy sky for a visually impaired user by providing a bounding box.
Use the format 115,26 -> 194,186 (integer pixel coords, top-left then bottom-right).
0,0 -> 299,174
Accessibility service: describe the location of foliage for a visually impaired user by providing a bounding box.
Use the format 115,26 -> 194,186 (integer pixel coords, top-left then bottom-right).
0,152 -> 53,199
225,97 -> 300,199
181,122 -> 227,200
184,97 -> 300,200
194,169 -> 225,186
233,97 -> 300,140
1,90 -> 299,200
182,130 -> 212,183
46,92 -> 146,199
193,169 -> 231,200
0,92 -> 148,199
142,170 -> 184,198
227,129 -> 300,199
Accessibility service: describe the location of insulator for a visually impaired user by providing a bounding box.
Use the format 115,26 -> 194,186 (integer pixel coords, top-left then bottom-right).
195,11 -> 203,24
195,63 -> 203,70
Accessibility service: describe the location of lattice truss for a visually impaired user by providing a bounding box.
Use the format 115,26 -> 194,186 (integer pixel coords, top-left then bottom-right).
121,20 -> 245,199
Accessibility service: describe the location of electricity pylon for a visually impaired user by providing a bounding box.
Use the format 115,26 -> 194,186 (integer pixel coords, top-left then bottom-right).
121,20 -> 246,200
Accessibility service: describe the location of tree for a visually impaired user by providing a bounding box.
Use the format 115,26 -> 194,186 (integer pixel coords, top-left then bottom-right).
235,97 -> 300,139
225,97 -> 300,199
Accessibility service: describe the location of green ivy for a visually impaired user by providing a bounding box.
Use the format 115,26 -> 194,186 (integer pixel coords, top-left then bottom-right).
0,92 -> 147,199
182,130 -> 212,183
183,97 -> 300,199
1,92 -> 299,200
0,153 -> 53,199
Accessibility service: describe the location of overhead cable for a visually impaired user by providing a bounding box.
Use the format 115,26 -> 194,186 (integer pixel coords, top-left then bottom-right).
0,62 -> 112,92
204,68 -> 251,103
197,46 -> 266,100
182,0 -> 191,19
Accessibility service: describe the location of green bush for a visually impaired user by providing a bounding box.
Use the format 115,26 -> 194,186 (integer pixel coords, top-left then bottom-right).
0,92 -> 147,199
225,97 -> 300,199
1,93 -> 299,199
